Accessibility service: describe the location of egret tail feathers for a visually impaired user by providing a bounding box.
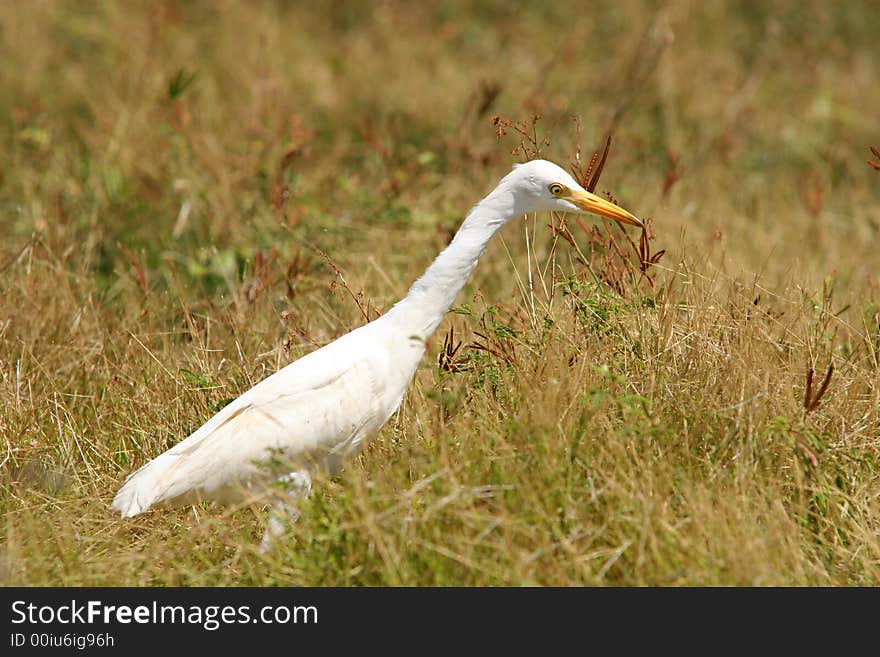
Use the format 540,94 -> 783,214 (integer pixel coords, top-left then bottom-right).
110,453 -> 178,518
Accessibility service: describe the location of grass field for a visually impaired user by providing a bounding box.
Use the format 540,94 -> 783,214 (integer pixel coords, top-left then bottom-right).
2,0 -> 879,585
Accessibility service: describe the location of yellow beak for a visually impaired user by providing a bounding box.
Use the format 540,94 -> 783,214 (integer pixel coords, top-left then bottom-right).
565,189 -> 643,228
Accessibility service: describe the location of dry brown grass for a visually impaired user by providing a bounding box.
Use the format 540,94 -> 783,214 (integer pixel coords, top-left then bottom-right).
1,0 -> 879,585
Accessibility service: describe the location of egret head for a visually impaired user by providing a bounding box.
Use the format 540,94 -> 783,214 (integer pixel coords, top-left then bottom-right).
502,159 -> 642,228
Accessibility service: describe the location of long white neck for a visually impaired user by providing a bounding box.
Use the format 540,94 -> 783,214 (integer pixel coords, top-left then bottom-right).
386,182 -> 521,338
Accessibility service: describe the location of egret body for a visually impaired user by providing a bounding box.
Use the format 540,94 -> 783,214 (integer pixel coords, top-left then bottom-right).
111,160 -> 641,540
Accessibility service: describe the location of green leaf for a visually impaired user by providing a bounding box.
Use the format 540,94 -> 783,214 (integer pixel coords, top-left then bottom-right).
168,68 -> 198,100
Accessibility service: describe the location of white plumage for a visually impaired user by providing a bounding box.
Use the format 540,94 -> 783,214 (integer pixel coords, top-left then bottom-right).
111,160 -> 641,535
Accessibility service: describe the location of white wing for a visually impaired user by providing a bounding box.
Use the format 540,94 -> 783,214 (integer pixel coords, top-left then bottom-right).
111,325 -> 397,517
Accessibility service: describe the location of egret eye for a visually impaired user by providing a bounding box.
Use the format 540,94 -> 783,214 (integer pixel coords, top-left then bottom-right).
548,183 -> 565,196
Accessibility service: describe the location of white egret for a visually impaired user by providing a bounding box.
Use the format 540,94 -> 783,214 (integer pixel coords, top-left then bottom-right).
111,159 -> 641,545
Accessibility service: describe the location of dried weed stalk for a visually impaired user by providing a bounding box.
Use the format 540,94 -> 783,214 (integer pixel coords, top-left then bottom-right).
438,326 -> 468,373
568,129 -> 665,294
492,114 -> 550,161
803,364 -> 834,415
243,248 -> 313,304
